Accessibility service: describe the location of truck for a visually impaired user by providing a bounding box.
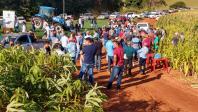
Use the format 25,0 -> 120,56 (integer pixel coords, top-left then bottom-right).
1,33 -> 46,49
32,6 -> 67,33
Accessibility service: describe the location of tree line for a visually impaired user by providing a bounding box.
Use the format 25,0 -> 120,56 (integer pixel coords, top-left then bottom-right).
0,0 -> 167,18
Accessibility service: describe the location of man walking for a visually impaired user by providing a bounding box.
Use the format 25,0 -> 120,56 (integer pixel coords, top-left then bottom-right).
137,43 -> 149,75
107,41 -> 124,90
105,36 -> 114,72
124,41 -> 134,76
79,38 -> 97,85
94,38 -> 103,71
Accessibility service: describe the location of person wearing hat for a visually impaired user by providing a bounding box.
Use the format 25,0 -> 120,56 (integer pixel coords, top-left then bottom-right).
137,42 -> 149,75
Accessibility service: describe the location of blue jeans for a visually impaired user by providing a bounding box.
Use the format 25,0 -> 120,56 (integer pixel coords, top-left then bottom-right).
139,57 -> 146,74
95,55 -> 101,70
79,63 -> 94,84
108,56 -> 114,71
108,66 -> 124,86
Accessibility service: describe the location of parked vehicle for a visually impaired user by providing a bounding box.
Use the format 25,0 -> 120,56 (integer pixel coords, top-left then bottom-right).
97,12 -> 109,19
147,12 -> 161,18
2,33 -> 45,49
59,13 -> 74,20
80,13 -> 94,20
114,16 -> 128,22
136,22 -> 150,32
32,6 -> 66,33
17,16 -> 26,24
125,12 -> 141,19
109,12 -> 120,19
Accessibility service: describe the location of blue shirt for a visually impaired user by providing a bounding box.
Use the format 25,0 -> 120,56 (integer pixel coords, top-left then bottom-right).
82,44 -> 97,64
67,42 -> 77,58
105,40 -> 114,56
138,46 -> 149,59
132,37 -> 140,50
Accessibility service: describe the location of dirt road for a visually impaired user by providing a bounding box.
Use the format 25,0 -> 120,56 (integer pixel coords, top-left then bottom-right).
76,53 -> 198,112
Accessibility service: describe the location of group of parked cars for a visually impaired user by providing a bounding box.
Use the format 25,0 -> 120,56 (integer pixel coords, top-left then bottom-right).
79,8 -> 190,20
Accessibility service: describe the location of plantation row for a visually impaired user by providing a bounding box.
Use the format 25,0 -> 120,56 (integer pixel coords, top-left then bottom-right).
157,10 -> 198,77
0,47 -> 106,111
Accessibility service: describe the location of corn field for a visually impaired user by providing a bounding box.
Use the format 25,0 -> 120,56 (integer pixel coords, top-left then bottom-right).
0,47 -> 106,112
157,10 -> 198,77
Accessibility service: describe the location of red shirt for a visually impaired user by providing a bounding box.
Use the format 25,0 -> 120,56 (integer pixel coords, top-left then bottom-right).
119,31 -> 124,38
114,46 -> 124,66
142,37 -> 151,48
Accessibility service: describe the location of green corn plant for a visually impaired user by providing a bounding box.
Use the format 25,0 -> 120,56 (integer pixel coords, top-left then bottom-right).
0,47 -> 106,111
157,10 -> 198,78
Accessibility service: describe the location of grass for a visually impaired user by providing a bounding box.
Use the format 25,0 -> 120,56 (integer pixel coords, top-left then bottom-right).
25,19 -> 109,39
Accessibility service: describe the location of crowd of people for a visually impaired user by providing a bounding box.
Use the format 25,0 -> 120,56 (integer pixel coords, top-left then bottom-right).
0,17 -> 167,90
41,18 -> 167,90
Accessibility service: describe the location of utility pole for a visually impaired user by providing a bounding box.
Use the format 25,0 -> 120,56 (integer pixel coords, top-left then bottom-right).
63,0 -> 65,19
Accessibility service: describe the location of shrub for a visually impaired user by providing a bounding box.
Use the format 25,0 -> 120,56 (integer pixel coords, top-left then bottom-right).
170,1 -> 186,9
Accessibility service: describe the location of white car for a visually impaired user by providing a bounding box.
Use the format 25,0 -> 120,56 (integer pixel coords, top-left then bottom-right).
17,16 -> 26,24
125,12 -> 141,19
136,22 -> 150,32
147,12 -> 161,19
109,12 -> 120,19
97,12 -> 109,19
80,13 -> 94,20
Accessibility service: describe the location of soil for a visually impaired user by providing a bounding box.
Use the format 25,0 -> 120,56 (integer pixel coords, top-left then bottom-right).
75,53 -> 198,112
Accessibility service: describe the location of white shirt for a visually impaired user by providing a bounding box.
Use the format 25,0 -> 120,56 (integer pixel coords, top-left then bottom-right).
79,18 -> 82,24
84,35 -> 93,39
22,24 -> 26,33
60,36 -> 69,48
55,49 -> 65,56
45,26 -> 50,37
66,20 -> 71,27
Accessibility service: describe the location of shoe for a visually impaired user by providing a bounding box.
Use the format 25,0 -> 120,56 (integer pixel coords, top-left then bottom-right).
117,85 -> 121,90
107,83 -> 112,90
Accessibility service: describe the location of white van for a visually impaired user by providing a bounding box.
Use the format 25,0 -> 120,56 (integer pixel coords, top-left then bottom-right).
136,22 -> 150,32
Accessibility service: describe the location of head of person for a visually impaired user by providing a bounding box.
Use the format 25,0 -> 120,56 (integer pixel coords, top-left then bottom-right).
86,31 -> 90,35
85,37 -> 93,45
113,40 -> 120,48
126,41 -> 131,46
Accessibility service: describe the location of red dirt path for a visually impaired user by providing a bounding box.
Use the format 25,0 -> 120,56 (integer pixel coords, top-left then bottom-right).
76,53 -> 198,112
75,18 -> 198,112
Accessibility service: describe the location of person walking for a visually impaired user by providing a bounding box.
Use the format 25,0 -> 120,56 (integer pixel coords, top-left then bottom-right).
94,38 -> 103,71
21,22 -> 26,33
67,39 -> 77,64
124,41 -> 134,76
105,36 -> 114,72
132,36 -> 141,60
137,43 -> 149,75
76,32 -> 83,60
79,38 -> 97,85
31,19 -> 35,32
60,33 -> 69,52
107,40 -> 124,90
